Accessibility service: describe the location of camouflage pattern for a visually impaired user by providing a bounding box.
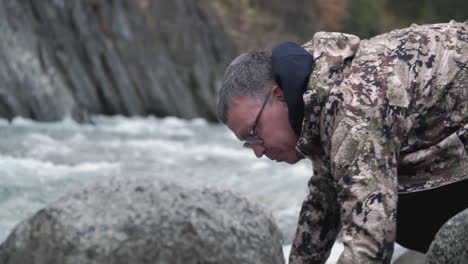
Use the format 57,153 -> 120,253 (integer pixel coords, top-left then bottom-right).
290,21 -> 468,264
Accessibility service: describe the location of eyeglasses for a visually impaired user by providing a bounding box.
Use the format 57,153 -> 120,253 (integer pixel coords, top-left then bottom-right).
243,91 -> 272,148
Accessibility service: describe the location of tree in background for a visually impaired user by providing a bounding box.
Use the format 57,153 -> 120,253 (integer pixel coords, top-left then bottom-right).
208,0 -> 318,51
315,0 -> 349,32
209,0 -> 467,52
343,0 -> 382,39
429,0 -> 468,23
384,0 -> 467,29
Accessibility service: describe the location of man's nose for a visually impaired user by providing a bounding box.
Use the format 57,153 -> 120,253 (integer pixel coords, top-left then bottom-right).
252,144 -> 265,158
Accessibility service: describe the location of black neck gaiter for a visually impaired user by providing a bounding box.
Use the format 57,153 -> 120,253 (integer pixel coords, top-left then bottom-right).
272,42 -> 314,135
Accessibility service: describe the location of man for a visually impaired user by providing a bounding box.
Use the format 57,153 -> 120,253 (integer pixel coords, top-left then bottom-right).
216,21 -> 468,263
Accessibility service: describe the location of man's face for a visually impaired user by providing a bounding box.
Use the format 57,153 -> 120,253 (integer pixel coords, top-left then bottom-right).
226,86 -> 302,164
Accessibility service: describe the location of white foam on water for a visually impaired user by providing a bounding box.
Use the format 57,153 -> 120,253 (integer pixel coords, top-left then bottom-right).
73,162 -> 120,172
10,116 -> 81,130
99,116 -> 195,138
189,117 -> 208,126
125,139 -> 186,152
68,133 -> 87,142
26,132 -> 56,143
0,118 -> 9,126
23,133 -> 72,158
160,116 -> 189,127
250,160 -> 270,170
0,155 -> 69,183
0,115 -> 409,263
185,144 -> 253,160
11,116 -> 35,126
0,155 -> 120,177
97,116 -> 160,135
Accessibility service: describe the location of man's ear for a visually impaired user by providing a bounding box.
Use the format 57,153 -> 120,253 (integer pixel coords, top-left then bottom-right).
271,85 -> 286,104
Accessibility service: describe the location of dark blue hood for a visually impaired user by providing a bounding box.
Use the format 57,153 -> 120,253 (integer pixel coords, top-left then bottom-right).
272,41 -> 314,135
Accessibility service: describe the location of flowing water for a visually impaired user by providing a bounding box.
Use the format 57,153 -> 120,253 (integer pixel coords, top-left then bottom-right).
0,115 -> 407,263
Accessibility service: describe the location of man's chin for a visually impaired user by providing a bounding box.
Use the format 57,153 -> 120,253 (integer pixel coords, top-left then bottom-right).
287,151 -> 306,164
267,150 -> 303,164
276,155 -> 302,165
284,157 -> 301,164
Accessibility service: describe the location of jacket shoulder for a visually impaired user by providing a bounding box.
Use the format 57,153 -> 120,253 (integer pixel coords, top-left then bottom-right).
302,32 -> 360,59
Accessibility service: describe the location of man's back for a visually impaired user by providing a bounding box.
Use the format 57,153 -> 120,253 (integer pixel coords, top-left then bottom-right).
300,21 -> 468,192
347,21 -> 468,192
290,21 -> 468,263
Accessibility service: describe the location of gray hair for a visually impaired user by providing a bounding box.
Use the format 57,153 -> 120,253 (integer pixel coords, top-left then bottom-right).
216,51 -> 276,123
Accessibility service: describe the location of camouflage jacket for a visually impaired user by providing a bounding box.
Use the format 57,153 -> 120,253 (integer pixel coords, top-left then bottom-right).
290,21 -> 468,264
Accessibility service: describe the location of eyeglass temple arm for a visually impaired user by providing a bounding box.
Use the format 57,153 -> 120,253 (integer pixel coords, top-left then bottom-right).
251,91 -> 272,134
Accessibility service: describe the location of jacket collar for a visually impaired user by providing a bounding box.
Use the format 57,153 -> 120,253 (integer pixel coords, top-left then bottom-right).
297,32 -> 360,158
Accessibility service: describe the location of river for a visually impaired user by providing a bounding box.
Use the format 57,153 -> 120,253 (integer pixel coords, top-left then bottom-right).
0,115 -> 408,263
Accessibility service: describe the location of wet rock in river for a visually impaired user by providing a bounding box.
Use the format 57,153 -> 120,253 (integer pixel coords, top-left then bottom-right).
0,175 -> 284,264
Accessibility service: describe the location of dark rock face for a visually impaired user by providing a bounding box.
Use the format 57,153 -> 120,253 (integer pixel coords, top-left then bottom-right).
425,208 -> 468,264
0,0 -> 236,122
0,175 -> 284,264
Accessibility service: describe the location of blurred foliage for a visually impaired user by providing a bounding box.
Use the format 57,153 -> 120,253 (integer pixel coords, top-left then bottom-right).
344,0 -> 382,38
207,0 -> 318,51
384,0 -> 468,28
207,0 -> 467,52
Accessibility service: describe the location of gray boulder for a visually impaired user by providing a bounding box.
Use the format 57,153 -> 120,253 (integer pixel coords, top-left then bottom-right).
393,249 -> 425,264
425,208 -> 468,264
0,175 -> 284,264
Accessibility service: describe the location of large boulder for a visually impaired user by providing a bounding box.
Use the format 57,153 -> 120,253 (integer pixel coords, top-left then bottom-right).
425,208 -> 468,264
393,249 -> 425,264
0,0 -> 236,122
0,175 -> 284,264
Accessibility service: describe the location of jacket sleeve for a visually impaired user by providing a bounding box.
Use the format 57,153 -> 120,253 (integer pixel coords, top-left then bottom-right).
289,160 -> 341,264
332,122 -> 399,264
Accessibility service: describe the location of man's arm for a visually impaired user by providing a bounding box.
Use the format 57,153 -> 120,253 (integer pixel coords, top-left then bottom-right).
332,122 -> 399,264
289,162 -> 341,264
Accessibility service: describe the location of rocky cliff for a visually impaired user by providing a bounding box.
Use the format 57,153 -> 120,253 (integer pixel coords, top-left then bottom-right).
0,0 -> 237,122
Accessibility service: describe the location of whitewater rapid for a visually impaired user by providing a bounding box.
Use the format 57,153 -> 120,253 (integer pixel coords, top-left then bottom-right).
0,115 -> 408,263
